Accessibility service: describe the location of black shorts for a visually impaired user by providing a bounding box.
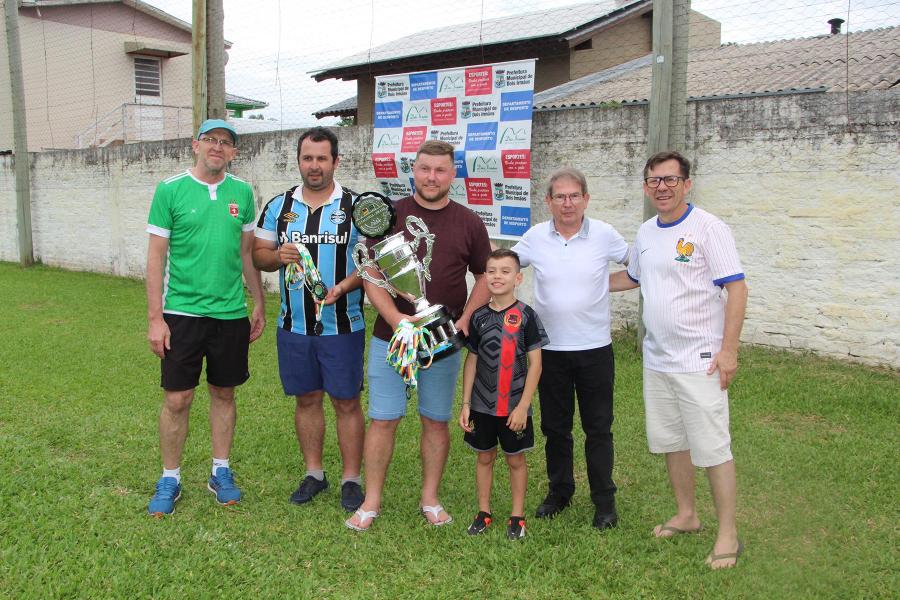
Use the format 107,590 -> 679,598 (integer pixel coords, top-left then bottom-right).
161,314 -> 250,391
463,410 -> 534,455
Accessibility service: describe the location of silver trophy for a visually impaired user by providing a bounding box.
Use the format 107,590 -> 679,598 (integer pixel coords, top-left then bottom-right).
353,212 -> 466,365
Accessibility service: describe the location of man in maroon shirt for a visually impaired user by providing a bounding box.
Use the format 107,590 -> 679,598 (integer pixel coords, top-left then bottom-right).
346,140 -> 492,531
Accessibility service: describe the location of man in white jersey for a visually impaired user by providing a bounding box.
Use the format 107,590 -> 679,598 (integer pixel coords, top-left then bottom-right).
513,167 -> 629,531
610,151 -> 748,568
145,119 -> 265,517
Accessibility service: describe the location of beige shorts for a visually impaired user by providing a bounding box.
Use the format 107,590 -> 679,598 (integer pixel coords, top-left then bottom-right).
643,369 -> 733,468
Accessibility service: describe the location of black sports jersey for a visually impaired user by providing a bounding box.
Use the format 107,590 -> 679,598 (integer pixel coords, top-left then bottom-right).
467,300 -> 549,416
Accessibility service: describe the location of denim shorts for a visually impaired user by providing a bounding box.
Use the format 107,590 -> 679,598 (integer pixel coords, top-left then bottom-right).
366,336 -> 461,422
277,328 -> 364,399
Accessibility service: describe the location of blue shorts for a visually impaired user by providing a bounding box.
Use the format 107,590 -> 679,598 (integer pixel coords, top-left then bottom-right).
277,328 -> 364,399
367,336 -> 461,422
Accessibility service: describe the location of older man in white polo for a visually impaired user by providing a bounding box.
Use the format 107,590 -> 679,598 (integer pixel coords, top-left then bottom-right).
512,167 -> 628,531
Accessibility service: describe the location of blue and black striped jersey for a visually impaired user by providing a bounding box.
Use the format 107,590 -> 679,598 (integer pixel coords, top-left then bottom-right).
256,182 -> 364,336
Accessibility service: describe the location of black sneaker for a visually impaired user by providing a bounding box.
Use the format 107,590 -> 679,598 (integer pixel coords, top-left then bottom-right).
507,516 -> 526,540
534,493 -> 570,519
467,511 -> 492,535
340,481 -> 364,512
289,475 -> 329,505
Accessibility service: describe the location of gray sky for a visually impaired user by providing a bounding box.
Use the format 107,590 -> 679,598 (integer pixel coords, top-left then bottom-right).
145,0 -> 898,126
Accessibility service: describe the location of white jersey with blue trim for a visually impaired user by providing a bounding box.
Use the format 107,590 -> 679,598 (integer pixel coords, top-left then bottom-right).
255,180 -> 364,336
627,204 -> 745,373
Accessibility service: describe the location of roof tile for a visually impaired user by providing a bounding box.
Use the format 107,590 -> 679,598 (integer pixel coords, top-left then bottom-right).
534,27 -> 899,107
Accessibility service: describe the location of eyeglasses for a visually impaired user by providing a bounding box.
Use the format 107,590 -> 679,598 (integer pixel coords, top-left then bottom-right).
549,192 -> 585,204
644,176 -> 685,188
199,136 -> 234,149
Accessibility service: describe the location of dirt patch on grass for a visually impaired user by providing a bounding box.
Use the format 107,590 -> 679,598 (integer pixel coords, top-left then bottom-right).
756,413 -> 847,435
19,302 -> 49,310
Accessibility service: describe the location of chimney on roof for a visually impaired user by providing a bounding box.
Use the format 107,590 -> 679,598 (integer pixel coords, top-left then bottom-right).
828,18 -> 845,35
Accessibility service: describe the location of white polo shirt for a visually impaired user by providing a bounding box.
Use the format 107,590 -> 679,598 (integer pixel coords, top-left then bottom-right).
627,204 -> 745,373
513,218 -> 628,351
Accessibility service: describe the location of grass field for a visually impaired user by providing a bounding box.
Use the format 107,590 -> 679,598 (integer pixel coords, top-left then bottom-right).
0,263 -> 897,599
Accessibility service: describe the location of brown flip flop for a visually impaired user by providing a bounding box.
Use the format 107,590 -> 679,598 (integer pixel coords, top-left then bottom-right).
707,540 -> 745,568
654,523 -> 703,537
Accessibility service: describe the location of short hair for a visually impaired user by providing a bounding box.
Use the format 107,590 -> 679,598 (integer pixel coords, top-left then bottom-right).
487,248 -> 521,270
644,151 -> 691,179
546,167 -> 588,197
297,127 -> 338,161
415,140 -> 455,161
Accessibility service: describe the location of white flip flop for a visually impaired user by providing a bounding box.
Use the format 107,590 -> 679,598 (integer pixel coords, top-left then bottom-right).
421,504 -> 453,526
345,508 -> 379,532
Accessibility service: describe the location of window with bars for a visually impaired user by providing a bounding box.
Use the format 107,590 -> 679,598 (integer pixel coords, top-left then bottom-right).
134,57 -> 161,97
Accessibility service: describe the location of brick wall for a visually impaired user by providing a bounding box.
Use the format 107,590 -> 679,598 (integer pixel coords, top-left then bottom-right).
2,90 -> 897,367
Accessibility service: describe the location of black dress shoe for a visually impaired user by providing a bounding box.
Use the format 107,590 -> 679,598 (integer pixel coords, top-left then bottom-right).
534,493 -> 571,519
592,508 -> 619,530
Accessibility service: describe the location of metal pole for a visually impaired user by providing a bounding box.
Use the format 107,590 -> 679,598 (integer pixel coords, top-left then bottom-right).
205,0 -> 226,120
192,0 -> 208,134
5,0 -> 34,265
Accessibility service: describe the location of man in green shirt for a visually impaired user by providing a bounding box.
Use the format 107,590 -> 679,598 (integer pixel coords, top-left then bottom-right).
145,119 -> 265,516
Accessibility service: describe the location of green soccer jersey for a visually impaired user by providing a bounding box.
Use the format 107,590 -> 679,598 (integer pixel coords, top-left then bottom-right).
147,170 -> 256,319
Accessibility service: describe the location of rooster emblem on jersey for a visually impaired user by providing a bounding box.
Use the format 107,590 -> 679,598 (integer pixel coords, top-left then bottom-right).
675,238 -> 694,263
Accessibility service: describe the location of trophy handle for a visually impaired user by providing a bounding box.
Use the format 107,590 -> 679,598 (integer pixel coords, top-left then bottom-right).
405,216 -> 435,282
352,242 -> 397,297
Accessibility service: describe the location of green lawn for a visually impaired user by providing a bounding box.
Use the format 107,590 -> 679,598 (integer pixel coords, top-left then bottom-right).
1,263 -> 897,599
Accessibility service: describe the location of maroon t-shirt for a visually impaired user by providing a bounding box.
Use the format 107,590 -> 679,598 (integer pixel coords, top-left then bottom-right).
368,196 -> 492,341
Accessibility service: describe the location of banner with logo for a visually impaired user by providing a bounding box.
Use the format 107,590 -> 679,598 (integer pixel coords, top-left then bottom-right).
372,59 -> 536,240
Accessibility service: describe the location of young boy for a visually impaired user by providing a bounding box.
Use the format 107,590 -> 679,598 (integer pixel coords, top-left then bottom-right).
459,249 -> 549,539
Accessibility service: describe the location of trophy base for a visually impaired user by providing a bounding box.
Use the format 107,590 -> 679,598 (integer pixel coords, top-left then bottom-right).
413,305 -> 467,365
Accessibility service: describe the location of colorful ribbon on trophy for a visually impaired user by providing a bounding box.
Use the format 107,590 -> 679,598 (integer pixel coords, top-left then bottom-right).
285,243 -> 327,331
386,320 -> 436,387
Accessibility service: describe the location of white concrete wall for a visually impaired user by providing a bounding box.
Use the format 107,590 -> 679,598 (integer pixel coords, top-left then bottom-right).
2,90 -> 897,367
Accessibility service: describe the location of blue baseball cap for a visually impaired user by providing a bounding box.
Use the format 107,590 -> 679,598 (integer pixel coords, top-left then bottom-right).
196,118 -> 237,142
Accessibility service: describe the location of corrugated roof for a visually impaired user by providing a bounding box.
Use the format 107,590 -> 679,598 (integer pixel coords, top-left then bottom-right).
225,92 -> 268,109
312,96 -> 358,119
311,0 -> 648,76
534,27 -> 900,108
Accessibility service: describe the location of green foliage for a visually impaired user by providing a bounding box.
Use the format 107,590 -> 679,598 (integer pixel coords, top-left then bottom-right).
0,264 -> 896,599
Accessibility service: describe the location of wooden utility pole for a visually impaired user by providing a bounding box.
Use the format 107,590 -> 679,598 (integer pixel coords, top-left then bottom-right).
205,0 -> 226,119
646,0 -> 674,167
639,0 -> 691,347
668,0 -> 691,152
5,0 -> 34,265
192,0 -> 208,133
192,0 -> 226,133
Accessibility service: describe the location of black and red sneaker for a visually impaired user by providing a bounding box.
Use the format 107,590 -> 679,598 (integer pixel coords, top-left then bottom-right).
467,511 -> 492,535
507,516 -> 526,540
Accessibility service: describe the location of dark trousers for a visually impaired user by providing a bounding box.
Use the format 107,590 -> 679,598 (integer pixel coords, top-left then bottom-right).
538,345 -> 616,512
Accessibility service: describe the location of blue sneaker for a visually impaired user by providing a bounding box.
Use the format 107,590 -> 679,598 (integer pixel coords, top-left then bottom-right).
148,476 -> 182,517
208,467 -> 242,505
